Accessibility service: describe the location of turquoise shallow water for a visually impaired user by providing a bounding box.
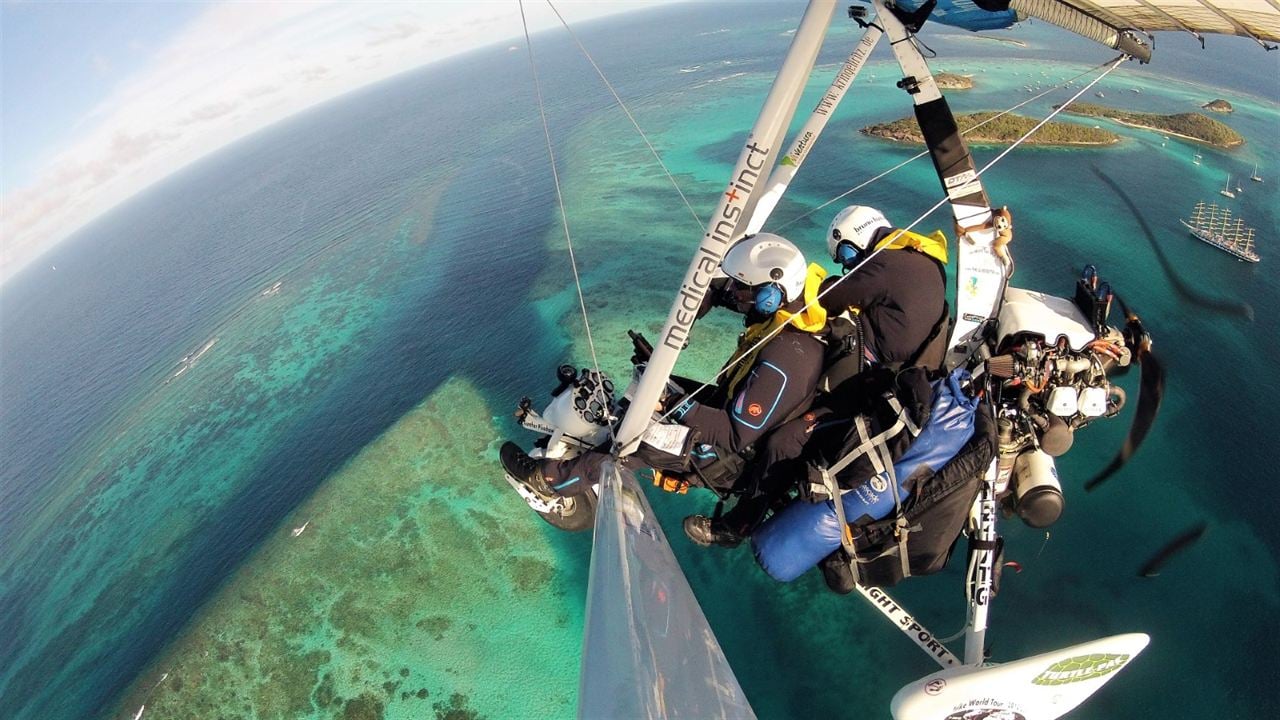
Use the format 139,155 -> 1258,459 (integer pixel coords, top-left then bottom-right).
1,4 -> 1278,719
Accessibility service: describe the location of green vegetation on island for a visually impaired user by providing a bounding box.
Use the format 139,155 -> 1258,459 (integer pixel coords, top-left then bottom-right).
1063,102 -> 1244,147
935,72 -> 974,90
1202,99 -> 1233,113
862,111 -> 1119,146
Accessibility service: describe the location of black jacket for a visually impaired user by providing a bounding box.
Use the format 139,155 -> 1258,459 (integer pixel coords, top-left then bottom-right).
680,326 -> 825,454
818,249 -> 946,366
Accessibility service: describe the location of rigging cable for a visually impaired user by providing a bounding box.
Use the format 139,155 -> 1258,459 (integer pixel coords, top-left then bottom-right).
545,0 -> 705,232
650,54 -> 1129,428
519,0 -> 616,446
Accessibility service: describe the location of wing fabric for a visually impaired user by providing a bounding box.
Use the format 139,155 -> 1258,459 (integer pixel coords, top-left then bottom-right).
898,0 -> 1022,30
891,0 -> 1280,54
1009,0 -> 1280,44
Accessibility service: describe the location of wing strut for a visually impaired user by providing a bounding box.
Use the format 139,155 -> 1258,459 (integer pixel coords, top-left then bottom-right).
873,0 -> 1010,369
747,21 -> 885,234
612,0 -> 838,456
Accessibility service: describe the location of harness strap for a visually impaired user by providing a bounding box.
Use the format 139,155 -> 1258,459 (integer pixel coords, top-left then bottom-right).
818,389 -> 924,579
827,395 -> 918,478
807,408 -> 892,500
821,467 -> 857,556
869,437 -> 911,579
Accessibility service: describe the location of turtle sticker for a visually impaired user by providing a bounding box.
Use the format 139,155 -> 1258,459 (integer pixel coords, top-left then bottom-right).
1031,653 -> 1130,686
747,402 -> 764,417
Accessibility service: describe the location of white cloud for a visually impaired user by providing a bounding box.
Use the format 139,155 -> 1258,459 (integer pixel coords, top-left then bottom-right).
1,0 -> 672,284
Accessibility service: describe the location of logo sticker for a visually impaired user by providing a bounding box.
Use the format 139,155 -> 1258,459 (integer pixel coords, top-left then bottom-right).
925,678 -> 946,695
944,169 -> 977,188
943,710 -> 1025,720
870,474 -> 888,493
747,402 -> 763,417
1032,653 -> 1130,686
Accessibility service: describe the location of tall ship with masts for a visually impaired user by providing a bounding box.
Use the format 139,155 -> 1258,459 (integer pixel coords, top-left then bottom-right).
1180,201 -> 1261,263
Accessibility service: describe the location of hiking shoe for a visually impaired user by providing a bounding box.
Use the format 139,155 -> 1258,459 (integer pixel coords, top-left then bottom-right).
501,442 -> 554,496
683,515 -> 744,548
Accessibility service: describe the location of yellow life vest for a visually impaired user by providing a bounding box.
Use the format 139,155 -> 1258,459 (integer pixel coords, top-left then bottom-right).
873,227 -> 949,266
723,263 -> 828,397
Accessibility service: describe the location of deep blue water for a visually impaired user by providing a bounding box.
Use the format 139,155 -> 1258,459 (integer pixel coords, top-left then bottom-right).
2,3 -> 1278,718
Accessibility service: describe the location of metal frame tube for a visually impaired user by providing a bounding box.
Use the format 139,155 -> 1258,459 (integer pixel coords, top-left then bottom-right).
964,460 -> 1001,665
854,584 -> 961,668
746,22 -> 884,234
614,0 -> 838,456
873,0 -> 1009,369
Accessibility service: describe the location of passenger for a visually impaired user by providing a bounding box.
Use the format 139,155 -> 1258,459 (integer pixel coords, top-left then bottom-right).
819,204 -> 950,372
501,233 -> 828,507
683,205 -> 950,547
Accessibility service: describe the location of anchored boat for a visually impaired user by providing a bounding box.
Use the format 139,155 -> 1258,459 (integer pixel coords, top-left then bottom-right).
1181,201 -> 1261,262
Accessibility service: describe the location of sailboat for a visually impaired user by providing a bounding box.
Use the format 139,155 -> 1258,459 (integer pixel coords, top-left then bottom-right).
502,1 -> 1274,718
1252,162 -> 1264,182
1220,173 -> 1236,198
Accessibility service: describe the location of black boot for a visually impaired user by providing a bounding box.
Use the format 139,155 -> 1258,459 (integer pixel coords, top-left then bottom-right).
819,550 -> 856,595
500,442 -> 555,497
683,515 -> 744,548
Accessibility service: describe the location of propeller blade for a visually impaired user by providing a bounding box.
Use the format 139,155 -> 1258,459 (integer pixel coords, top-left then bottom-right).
1138,522 -> 1208,577
1086,345 -> 1165,491
1115,292 -> 1152,357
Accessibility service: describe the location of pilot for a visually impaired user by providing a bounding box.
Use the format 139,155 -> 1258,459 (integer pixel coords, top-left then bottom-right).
501,233 -> 828,506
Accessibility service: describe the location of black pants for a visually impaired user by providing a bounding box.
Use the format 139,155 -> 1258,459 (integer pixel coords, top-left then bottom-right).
538,435 -> 740,497
718,406 -> 852,535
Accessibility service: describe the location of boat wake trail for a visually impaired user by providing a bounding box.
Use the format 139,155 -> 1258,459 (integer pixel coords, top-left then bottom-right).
1091,166 -> 1254,321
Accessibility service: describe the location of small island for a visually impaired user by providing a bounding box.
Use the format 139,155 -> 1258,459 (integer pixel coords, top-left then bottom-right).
935,72 -> 974,90
1062,102 -> 1243,147
1202,99 -> 1233,113
862,111 -> 1119,146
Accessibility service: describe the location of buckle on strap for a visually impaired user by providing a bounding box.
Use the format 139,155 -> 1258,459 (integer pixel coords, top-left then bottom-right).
821,466 -> 857,557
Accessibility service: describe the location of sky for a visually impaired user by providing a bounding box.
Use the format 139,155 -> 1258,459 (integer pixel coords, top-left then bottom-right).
0,0 -> 677,285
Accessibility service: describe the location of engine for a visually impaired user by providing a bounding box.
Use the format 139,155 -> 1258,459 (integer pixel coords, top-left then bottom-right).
515,364 -> 617,456
985,266 -> 1133,528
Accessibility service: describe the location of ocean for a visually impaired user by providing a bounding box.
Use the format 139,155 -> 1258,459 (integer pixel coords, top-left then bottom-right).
1,3 -> 1277,719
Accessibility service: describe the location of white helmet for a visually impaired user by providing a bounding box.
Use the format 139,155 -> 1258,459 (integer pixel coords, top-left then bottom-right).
828,205 -> 890,267
720,233 -> 807,314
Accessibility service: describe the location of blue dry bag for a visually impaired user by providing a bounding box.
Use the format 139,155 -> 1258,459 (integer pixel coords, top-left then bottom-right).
752,368 -> 978,582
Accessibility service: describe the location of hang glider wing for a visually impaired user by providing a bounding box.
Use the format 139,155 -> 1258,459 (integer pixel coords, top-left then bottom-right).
891,0 -> 1280,60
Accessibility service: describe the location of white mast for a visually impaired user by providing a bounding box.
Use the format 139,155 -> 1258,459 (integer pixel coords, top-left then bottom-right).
613,0 -> 838,456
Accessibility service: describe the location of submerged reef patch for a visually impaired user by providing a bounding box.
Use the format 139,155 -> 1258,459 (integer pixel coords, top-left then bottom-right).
110,378 -> 583,718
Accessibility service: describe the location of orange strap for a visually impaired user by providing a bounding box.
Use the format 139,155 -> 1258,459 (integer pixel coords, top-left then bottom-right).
653,469 -> 690,494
